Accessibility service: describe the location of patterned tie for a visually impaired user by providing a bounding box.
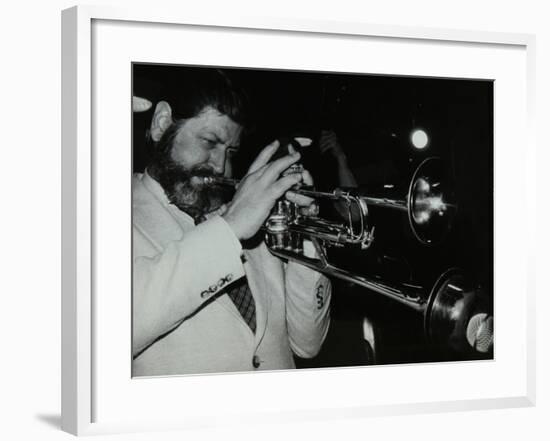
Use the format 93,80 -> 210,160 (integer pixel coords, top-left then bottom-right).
227,277 -> 256,333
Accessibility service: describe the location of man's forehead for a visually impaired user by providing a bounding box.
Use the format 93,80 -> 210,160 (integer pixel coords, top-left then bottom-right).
193,107 -> 242,142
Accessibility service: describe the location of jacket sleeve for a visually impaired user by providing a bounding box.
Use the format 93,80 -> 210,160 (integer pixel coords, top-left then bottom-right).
132,215 -> 245,355
284,258 -> 332,359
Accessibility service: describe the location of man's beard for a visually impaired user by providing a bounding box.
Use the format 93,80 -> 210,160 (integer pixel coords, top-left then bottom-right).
148,154 -> 232,224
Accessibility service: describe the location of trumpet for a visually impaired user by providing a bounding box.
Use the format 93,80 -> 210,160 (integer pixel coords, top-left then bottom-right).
203,157 -> 492,354
204,157 -> 455,250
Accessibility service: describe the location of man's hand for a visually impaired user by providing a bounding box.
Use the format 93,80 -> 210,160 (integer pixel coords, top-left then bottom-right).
222,140 -> 304,241
319,130 -> 346,162
285,169 -> 317,216
319,129 -> 358,189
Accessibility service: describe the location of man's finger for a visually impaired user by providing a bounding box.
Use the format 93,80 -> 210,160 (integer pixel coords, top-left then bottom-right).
319,144 -> 331,154
269,173 -> 303,199
301,169 -> 314,186
239,163 -> 269,187
261,152 -> 301,183
247,140 -> 280,174
285,191 -> 314,207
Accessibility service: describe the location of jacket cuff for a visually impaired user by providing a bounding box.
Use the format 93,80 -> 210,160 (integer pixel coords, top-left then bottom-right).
190,215 -> 245,301
204,215 -> 243,257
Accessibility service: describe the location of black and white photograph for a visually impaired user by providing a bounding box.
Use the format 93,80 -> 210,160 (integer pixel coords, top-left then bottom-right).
131,63 -> 494,377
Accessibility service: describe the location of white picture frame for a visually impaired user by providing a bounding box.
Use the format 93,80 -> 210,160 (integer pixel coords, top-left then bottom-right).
61,5 -> 536,436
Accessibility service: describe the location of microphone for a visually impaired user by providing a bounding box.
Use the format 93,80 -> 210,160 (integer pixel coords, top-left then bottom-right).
466,313 -> 493,353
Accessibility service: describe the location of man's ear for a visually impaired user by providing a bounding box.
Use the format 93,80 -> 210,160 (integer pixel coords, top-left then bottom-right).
150,101 -> 173,142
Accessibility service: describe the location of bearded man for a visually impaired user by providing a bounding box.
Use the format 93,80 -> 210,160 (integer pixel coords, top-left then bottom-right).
132,71 -> 331,376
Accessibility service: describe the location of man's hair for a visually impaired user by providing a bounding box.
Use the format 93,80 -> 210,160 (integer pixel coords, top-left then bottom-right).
165,68 -> 248,126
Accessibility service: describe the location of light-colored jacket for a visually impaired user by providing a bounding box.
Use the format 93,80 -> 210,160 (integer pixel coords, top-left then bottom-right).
132,172 -> 331,376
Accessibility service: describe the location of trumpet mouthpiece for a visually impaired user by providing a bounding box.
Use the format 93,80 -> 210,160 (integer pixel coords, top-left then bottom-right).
199,176 -> 240,187
200,176 -> 215,185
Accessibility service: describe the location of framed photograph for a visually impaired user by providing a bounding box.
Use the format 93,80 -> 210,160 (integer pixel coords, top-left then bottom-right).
62,5 -> 536,435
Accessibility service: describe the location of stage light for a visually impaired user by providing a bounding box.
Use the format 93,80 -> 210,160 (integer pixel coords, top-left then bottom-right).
410,129 -> 429,149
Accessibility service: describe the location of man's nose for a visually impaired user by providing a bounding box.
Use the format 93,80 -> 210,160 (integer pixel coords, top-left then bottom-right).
209,148 -> 226,175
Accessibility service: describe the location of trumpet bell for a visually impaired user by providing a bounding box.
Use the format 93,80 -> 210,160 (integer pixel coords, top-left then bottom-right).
408,157 -> 457,245
425,269 -> 493,354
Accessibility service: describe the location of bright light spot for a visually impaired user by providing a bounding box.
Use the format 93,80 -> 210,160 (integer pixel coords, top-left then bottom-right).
427,196 -> 445,211
411,129 -> 429,149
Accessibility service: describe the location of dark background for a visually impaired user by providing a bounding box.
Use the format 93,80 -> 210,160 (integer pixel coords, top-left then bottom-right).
133,64 -> 493,367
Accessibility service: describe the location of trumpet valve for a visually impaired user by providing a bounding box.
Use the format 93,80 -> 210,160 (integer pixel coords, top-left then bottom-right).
266,214 -> 288,250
